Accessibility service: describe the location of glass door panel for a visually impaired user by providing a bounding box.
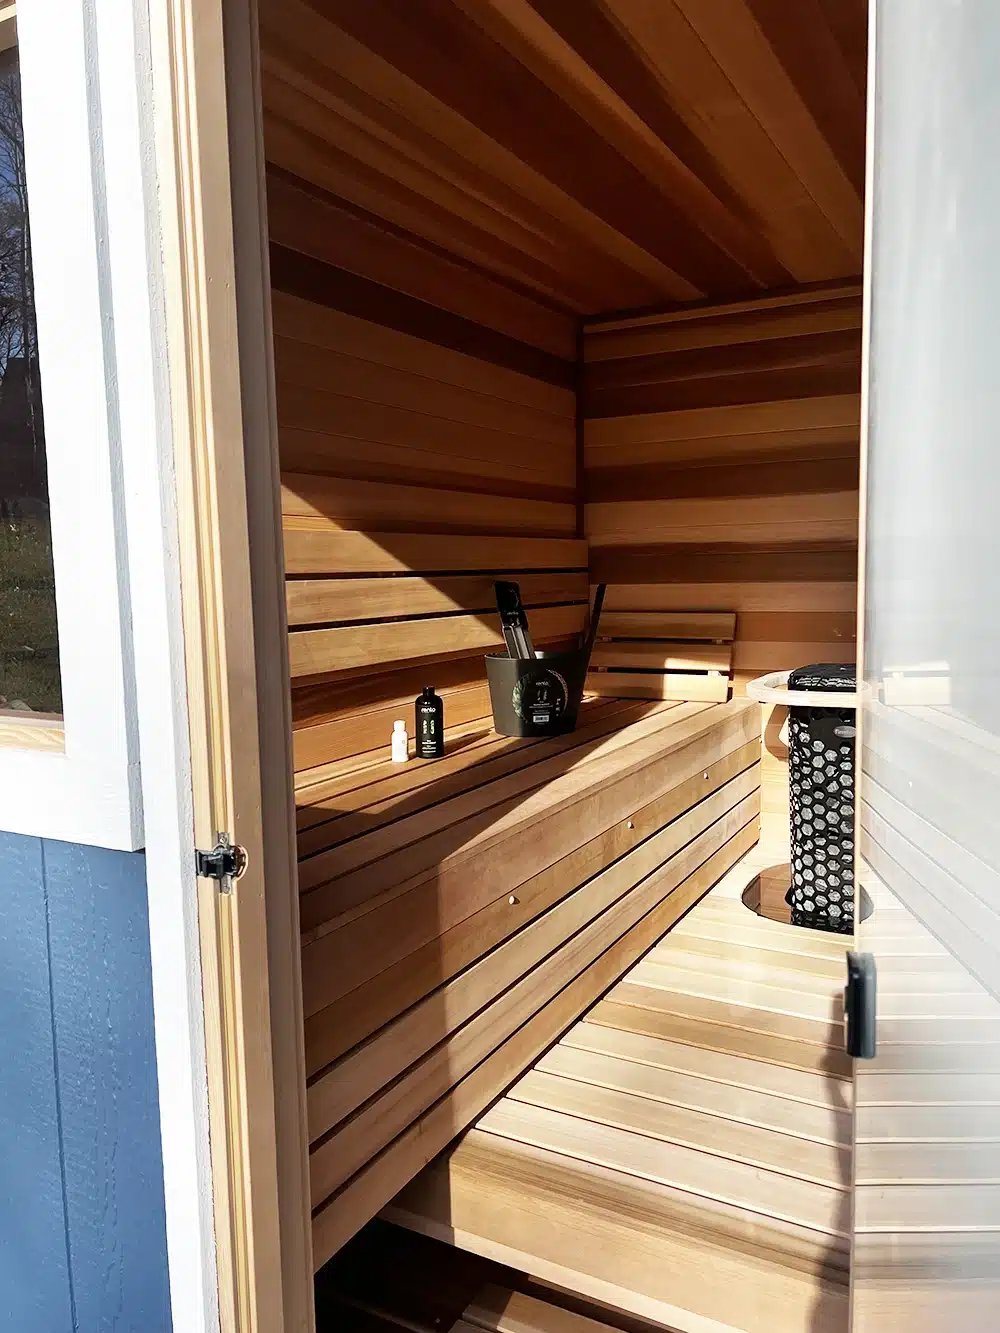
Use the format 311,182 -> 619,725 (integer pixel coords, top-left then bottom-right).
855,3 -> 1000,1328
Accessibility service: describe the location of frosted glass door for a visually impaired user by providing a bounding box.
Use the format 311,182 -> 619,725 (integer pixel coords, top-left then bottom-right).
855,3 -> 1000,1329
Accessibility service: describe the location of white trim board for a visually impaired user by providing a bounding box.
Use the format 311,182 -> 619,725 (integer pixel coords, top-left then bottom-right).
0,0 -> 142,847
95,0 -> 221,1330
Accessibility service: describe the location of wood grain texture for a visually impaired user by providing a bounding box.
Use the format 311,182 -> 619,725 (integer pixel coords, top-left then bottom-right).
315,814 -> 758,1266
294,702 -> 760,1259
258,0 -> 865,314
303,738 -> 761,1075
286,571 -> 587,627
267,173 -> 578,363
389,816 -> 853,1333
583,284 -> 860,807
288,602 -> 585,679
585,671 -> 730,704
307,789 -> 760,1207
282,525 -> 586,578
589,602 -> 735,702
261,2 -> 867,800
462,1284 -> 623,1333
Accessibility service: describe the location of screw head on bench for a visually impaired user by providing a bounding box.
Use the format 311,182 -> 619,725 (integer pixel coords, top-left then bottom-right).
703,771 -> 709,779
627,820 -> 634,830
509,895 -> 518,906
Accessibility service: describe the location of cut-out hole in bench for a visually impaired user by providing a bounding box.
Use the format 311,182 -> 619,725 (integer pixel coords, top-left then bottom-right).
742,864 -> 873,930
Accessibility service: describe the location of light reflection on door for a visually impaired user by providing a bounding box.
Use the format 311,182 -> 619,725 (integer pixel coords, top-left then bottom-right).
854,3 -> 1000,1329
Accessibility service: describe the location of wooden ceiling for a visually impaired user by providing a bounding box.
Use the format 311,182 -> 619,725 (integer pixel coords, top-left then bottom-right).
259,0 -> 867,318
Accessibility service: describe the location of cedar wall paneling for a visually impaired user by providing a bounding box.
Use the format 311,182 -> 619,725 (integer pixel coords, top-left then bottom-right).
267,172 -> 585,777
584,282 -> 862,811
257,0 -> 867,311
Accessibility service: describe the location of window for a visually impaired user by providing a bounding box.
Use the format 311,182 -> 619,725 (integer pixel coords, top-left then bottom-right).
0,31 -> 60,719
0,1 -> 146,847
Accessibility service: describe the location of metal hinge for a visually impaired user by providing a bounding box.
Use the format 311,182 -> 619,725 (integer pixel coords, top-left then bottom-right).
195,833 -> 248,894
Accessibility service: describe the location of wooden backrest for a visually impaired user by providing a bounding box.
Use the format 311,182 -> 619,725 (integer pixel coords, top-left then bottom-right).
284,522 -> 588,683
587,598 -> 735,702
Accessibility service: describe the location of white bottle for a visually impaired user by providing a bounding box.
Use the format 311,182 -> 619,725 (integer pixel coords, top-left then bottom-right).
391,719 -> 409,763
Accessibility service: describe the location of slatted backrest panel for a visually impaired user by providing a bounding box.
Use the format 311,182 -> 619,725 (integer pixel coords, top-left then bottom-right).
285,527 -> 588,685
587,601 -> 735,702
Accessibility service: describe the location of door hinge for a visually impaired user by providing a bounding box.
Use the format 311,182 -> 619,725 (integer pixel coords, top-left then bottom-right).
845,951 -> 877,1059
195,833 -> 248,894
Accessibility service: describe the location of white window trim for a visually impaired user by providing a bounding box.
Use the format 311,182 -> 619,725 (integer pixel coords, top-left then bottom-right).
0,0 -> 143,848
8,2 -> 223,1329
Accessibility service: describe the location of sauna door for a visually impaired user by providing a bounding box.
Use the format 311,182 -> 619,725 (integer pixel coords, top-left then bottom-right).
155,0 -> 312,1329
852,3 -> 1000,1329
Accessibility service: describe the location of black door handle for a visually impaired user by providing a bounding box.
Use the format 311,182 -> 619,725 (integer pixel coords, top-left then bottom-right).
845,951 -> 877,1059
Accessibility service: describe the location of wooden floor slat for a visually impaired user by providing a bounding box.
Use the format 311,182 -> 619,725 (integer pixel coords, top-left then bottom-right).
390,819 -> 855,1333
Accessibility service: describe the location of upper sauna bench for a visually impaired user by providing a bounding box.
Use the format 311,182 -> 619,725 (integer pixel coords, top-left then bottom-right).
295,691 -> 762,1266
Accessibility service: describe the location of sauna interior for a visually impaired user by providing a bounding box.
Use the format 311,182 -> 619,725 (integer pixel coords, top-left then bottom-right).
259,3 -> 868,1331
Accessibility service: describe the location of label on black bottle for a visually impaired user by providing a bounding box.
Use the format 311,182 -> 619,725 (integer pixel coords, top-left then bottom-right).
416,705 -> 441,756
511,669 -> 569,727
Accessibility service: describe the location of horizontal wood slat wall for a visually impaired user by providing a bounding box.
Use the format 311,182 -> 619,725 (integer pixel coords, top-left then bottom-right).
584,282 -> 862,812
265,166 -> 583,774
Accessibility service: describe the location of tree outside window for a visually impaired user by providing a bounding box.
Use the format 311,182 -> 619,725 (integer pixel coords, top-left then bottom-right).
0,42 -> 60,716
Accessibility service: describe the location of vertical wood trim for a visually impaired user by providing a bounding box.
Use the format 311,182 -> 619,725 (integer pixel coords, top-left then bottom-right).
849,3 -> 877,1327
224,0 -> 315,1326
153,0 -> 284,1328
575,320 -> 585,538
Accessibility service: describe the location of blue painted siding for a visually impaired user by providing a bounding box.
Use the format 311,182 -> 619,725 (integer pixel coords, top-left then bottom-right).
0,832 -> 171,1332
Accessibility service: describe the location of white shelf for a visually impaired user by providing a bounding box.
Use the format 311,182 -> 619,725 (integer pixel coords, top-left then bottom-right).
745,670 -> 864,709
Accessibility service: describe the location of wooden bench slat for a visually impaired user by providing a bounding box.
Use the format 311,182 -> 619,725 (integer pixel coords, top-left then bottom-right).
295,696 -> 620,824
299,706 -> 757,1019
310,818 -> 759,1267
307,789 -> 759,1206
296,701 -> 637,851
302,741 -> 761,1074
306,766 -> 760,1142
297,702 -> 697,909
293,697 -> 761,1261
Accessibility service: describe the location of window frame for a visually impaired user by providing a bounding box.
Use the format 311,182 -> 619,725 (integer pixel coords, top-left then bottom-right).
0,1 -> 142,848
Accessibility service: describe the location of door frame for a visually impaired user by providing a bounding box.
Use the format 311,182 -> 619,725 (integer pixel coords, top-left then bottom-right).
145,0 -> 313,1327
849,0 -> 877,1327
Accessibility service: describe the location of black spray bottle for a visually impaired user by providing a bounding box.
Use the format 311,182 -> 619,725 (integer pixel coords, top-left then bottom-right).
415,686 -> 445,758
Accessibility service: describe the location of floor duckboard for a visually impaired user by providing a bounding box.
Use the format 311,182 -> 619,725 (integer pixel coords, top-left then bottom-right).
386,821 -> 854,1333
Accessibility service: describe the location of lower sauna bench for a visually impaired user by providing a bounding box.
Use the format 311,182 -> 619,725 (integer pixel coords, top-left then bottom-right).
299,695 -> 762,1264
387,826 -> 854,1333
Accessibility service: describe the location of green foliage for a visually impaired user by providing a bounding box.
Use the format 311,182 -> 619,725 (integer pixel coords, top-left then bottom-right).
0,516 -> 61,713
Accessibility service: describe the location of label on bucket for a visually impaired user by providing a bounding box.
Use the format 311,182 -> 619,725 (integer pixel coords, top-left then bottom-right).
834,723 -> 857,739
512,668 -> 569,726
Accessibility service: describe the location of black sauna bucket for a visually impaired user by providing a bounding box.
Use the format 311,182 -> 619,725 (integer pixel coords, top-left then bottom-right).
486,586 -> 605,738
486,647 -> 590,738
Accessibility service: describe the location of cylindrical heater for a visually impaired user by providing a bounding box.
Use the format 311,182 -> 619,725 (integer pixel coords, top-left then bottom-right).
786,664 -> 857,934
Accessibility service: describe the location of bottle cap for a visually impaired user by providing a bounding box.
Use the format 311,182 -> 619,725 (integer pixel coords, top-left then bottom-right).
393,720 -> 406,732
422,686 -> 435,698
